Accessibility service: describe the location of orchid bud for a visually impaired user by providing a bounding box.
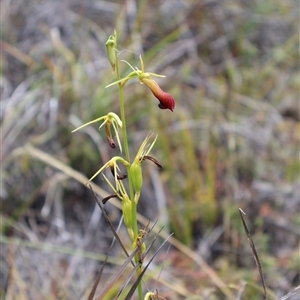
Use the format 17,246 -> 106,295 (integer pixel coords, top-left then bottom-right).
105,35 -> 116,72
122,197 -> 132,232
141,77 -> 175,111
141,242 -> 146,254
144,293 -> 156,300
130,163 -> 143,194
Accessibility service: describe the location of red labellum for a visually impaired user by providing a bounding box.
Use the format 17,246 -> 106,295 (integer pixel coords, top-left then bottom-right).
141,78 -> 175,111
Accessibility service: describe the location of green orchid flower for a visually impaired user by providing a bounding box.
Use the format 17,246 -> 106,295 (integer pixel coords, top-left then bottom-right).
72,112 -> 123,152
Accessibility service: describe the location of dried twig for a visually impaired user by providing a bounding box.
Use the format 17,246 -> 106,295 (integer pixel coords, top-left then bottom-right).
239,208 -> 268,300
88,184 -> 131,259
87,256 -> 109,300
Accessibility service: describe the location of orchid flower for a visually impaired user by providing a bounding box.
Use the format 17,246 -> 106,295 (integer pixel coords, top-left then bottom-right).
72,112 -> 123,152
102,174 -> 134,238
102,173 -> 129,202
106,55 -> 175,111
88,156 -> 129,184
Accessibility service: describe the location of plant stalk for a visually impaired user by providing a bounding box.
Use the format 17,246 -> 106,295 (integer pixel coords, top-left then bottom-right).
115,39 -> 142,300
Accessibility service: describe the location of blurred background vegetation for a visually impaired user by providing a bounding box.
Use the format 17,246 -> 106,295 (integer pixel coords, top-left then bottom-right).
1,0 -> 299,299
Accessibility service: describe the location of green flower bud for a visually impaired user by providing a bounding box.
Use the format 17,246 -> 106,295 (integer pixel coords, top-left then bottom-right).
144,292 -> 156,300
105,35 -> 116,72
122,197 -> 132,232
130,163 -> 143,194
141,242 -> 146,254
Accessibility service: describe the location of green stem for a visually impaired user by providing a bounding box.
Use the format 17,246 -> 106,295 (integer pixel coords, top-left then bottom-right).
117,84 -> 139,239
115,38 -> 142,300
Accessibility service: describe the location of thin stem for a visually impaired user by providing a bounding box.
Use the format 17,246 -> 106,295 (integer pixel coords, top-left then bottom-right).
117,80 -> 139,253
118,86 -> 130,162
114,35 -> 142,300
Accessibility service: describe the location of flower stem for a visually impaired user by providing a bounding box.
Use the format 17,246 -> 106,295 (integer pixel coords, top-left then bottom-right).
115,36 -> 142,300
117,84 -> 139,240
